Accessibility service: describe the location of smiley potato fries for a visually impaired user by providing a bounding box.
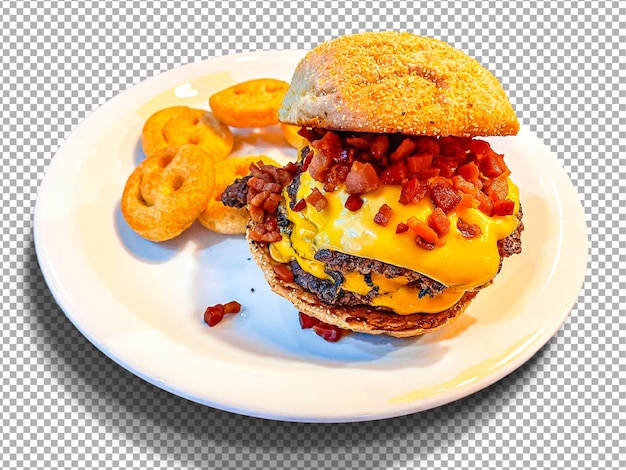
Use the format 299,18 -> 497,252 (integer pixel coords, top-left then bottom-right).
279,122 -> 305,148
121,145 -> 215,241
198,155 -> 279,234
141,106 -> 234,160
123,77 -> 294,241
209,78 -> 290,128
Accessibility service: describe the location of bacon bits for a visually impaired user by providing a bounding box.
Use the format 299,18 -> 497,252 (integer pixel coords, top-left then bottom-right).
246,161 -> 298,243
407,216 -> 439,247
273,263 -> 295,283
304,130 -> 513,216
396,222 -> 410,234
292,198 -> 307,212
298,130 -> 517,251
430,181 -> 462,213
373,204 -> 393,226
298,312 -> 321,329
457,219 -> 482,238
305,187 -> 328,211
399,178 -> 428,205
344,194 -> 363,211
345,161 -> 380,194
379,160 -> 408,184
204,301 -> 242,327
493,199 -> 515,216
427,207 -> 450,236
298,312 -> 345,342
312,323 -> 344,342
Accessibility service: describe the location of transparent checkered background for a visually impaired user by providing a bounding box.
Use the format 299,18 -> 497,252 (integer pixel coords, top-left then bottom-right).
2,1 -> 624,469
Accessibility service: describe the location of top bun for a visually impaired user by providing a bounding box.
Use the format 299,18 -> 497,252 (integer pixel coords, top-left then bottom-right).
279,32 -> 520,137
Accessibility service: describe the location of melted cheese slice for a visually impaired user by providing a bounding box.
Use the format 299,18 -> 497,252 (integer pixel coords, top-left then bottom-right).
270,170 -> 520,314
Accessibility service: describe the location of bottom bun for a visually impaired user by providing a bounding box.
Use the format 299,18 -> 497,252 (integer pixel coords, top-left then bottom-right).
248,238 -> 478,338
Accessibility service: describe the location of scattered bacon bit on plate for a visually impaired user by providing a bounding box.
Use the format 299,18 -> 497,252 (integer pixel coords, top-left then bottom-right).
312,323 -> 344,342
299,312 -> 345,342
203,301 -> 242,327
298,312 -> 321,329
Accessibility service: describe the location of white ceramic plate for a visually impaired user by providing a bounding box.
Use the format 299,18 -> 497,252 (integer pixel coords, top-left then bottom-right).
34,50 -> 588,423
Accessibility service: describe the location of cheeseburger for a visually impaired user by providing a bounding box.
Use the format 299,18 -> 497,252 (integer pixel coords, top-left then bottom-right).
222,32 -> 524,338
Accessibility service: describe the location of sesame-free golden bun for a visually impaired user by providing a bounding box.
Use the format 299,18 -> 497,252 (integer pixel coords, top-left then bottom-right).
279,31 -> 519,137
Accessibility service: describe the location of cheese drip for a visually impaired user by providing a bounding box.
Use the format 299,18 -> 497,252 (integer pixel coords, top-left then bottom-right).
270,170 -> 520,314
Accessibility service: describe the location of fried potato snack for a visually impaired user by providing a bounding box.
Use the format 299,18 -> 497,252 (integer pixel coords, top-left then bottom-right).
279,123 -> 305,148
198,155 -> 279,234
141,106 -> 234,160
122,145 -> 215,241
209,78 -> 290,128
